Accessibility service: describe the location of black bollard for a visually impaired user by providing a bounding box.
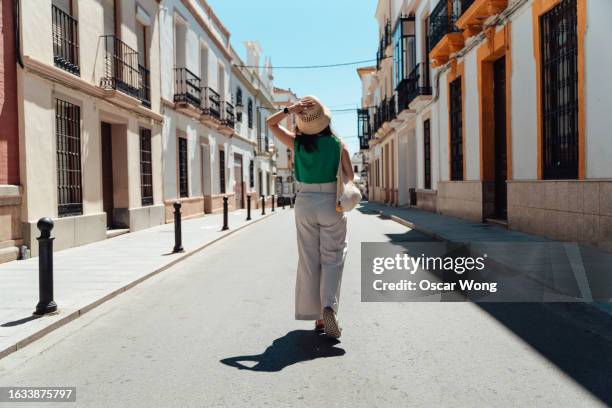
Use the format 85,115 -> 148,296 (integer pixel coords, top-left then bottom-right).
282,197 -> 286,209
173,201 -> 184,253
246,194 -> 252,221
34,218 -> 57,315
261,195 -> 266,215
290,194 -> 295,208
271,195 -> 275,212
222,196 -> 229,231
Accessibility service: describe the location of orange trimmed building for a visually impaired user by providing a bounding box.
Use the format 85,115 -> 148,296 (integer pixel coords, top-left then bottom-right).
359,0 -> 611,250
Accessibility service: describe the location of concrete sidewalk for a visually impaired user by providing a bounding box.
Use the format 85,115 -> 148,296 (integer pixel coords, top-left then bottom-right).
0,208 -> 277,359
362,202 -> 612,312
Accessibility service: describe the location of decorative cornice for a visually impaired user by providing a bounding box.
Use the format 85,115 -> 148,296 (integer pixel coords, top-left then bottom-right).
181,0 -> 232,61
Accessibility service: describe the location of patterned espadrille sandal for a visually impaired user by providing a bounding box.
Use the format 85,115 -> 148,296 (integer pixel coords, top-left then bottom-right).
322,307 -> 342,338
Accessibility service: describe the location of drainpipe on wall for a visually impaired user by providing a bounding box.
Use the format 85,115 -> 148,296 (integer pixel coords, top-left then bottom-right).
14,0 -> 23,68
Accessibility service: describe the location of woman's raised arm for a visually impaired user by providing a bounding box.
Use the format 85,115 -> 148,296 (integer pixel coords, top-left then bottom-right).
266,99 -> 315,148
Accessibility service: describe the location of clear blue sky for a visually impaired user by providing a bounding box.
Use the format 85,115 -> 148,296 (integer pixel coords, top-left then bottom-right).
206,0 -> 378,154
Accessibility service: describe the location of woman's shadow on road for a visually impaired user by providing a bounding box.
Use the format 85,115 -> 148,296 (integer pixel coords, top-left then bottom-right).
220,330 -> 345,372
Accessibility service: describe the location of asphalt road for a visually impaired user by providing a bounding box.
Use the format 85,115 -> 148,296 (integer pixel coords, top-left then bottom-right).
0,206 -> 608,407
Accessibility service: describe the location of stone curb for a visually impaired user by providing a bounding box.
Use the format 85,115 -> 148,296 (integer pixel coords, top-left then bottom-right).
0,212 -> 277,361
376,210 -> 446,242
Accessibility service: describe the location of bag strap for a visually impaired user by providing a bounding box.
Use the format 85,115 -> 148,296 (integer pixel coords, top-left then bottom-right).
336,137 -> 344,208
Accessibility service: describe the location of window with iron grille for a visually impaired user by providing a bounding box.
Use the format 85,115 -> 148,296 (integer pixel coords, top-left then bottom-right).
219,150 -> 226,194
266,173 -> 271,197
449,78 -> 463,181
139,128 -> 153,206
56,99 -> 83,217
249,160 -> 254,188
52,4 -> 80,76
247,98 -> 253,129
178,137 -> 188,197
541,0 -> 579,179
236,88 -> 243,122
424,119 -> 432,189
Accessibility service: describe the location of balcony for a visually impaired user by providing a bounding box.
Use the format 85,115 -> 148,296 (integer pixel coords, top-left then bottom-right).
52,5 -> 79,76
396,63 -> 432,113
376,19 -> 392,70
428,0 -> 465,67
455,0 -> 508,37
174,67 -> 202,115
219,101 -> 235,135
100,36 -> 149,106
201,87 -> 221,126
372,97 -> 396,136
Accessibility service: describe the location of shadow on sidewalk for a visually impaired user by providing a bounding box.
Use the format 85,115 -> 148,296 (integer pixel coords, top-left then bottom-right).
220,330 -> 345,372
1,315 -> 42,327
479,302 -> 612,405
358,202 -> 612,404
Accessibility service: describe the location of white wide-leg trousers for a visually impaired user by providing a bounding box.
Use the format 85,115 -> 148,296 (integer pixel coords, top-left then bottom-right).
294,182 -> 348,320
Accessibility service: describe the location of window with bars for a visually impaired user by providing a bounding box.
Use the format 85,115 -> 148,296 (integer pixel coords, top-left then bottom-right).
52,3 -> 80,76
541,0 -> 579,180
56,99 -> 83,217
219,150 -> 226,194
423,119 -> 431,189
449,78 -> 463,181
249,160 -> 254,188
139,128 -> 153,206
247,98 -> 253,129
236,87 -> 243,122
178,137 -> 188,197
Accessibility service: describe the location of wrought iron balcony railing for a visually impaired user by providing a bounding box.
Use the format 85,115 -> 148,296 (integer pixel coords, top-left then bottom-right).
396,63 -> 432,112
174,67 -> 202,108
52,5 -> 79,75
428,0 -> 462,52
223,101 -> 235,128
139,65 -> 151,108
376,19 -> 392,70
388,95 -> 397,123
372,97 -> 396,134
202,87 -> 221,119
101,35 -> 142,100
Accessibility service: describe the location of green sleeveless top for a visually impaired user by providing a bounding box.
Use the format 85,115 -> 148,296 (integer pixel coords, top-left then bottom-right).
294,135 -> 341,184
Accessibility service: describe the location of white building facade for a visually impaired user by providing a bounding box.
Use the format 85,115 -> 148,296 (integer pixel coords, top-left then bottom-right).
272,87 -> 299,203
18,0 -> 165,255
362,0 -> 612,250
230,43 -> 276,210
159,0 -> 236,220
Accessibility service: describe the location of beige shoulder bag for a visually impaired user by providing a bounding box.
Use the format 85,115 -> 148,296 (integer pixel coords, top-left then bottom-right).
335,139 -> 362,212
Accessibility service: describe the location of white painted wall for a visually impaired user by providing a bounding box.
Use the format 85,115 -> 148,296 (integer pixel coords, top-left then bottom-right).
510,5 -> 538,180
585,0 -> 612,178
463,51 -> 480,181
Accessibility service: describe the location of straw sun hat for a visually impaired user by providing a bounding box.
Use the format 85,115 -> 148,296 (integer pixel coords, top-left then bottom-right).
295,95 -> 332,135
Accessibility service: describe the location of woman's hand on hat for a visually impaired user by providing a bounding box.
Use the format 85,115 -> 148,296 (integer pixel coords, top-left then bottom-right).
289,99 -> 316,114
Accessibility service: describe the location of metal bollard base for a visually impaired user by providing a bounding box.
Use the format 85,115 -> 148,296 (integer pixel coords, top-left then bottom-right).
34,301 -> 58,316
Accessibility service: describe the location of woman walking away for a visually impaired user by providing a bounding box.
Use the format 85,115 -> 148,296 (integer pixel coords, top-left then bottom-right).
266,96 -> 354,338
